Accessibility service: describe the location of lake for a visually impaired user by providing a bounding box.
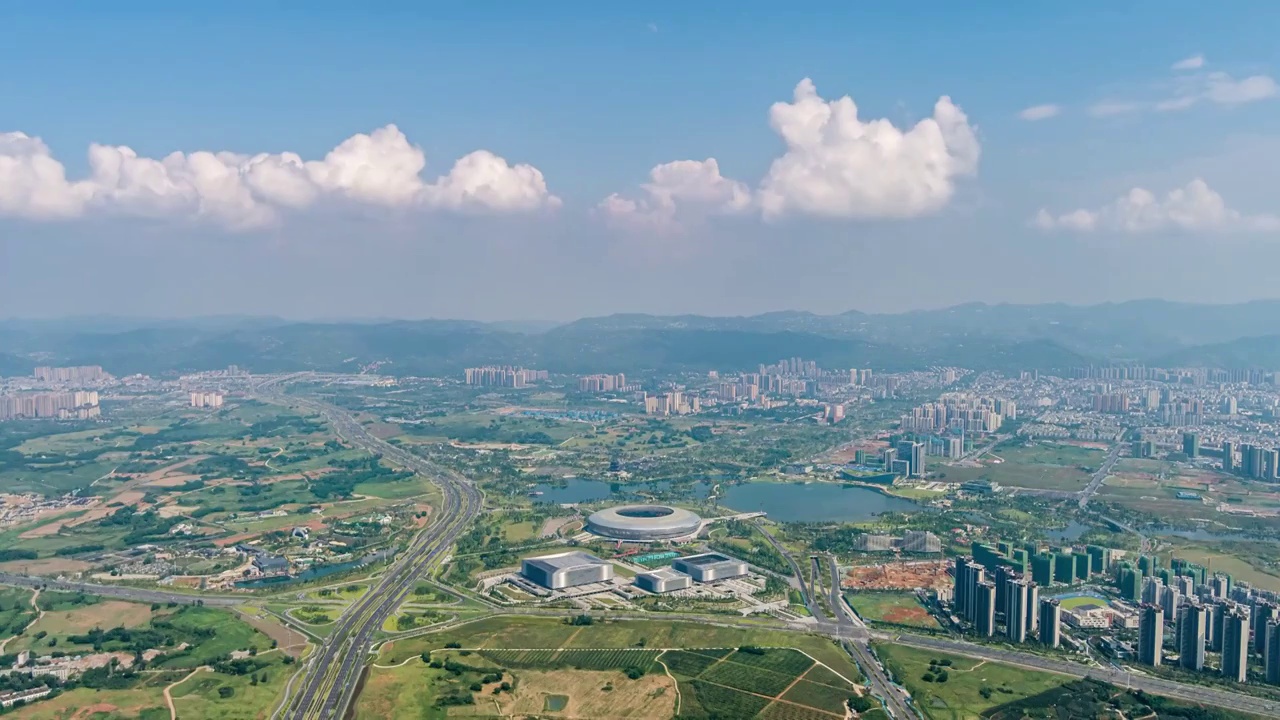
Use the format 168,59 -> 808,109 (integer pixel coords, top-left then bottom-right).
718,482 -> 921,523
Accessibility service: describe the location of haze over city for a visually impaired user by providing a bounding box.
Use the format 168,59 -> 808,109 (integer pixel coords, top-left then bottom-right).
3,3 -> 1280,321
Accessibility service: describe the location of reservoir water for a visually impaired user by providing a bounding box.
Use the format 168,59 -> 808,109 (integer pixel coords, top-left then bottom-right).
530,478 -> 920,523
718,482 -> 920,523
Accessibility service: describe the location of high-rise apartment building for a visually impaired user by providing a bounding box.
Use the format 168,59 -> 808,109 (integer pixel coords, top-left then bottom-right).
1266,622 -> 1280,685
1253,602 -> 1280,654
34,365 -> 109,384
1005,577 -> 1029,643
975,581 -> 996,637
1222,609 -> 1250,683
1038,598 -> 1061,648
1139,604 -> 1164,667
1183,432 -> 1200,458
1178,603 -> 1206,671
1223,441 -> 1236,472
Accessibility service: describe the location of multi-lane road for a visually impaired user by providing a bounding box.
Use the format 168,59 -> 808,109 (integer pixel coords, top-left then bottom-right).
250,381 -> 483,720
1078,441 -> 1122,508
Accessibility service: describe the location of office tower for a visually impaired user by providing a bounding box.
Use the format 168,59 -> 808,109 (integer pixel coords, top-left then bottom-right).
882,447 -> 897,472
975,582 -> 997,637
1039,598 -> 1061,648
1253,602 -> 1280,654
1267,622 -> 1280,685
910,442 -> 925,477
1026,583 -> 1040,634
1183,432 -> 1200,458
1162,585 -> 1182,624
1006,577 -> 1029,643
1223,609 -> 1250,683
1139,605 -> 1164,667
1223,441 -> 1237,472
1178,603 -> 1207,671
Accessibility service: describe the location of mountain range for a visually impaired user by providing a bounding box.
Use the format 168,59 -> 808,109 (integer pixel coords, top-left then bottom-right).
3,300 -> 1280,377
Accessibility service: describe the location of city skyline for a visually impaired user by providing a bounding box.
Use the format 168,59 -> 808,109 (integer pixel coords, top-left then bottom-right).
3,3 -> 1280,320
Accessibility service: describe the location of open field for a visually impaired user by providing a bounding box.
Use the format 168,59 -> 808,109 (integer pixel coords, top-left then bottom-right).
10,600 -> 156,653
169,655 -> 292,720
1163,544 -> 1280,593
377,616 -> 862,684
491,668 -> 675,719
875,643 -> 1070,720
6,685 -> 169,720
845,592 -> 939,628
941,442 -> 1105,492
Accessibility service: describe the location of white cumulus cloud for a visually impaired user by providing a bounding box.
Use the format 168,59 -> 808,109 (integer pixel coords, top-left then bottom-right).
1172,54 -> 1206,71
1033,178 -> 1280,234
598,158 -> 751,230
601,79 -> 980,230
758,79 -> 980,220
0,125 -> 559,229
1018,104 -> 1061,121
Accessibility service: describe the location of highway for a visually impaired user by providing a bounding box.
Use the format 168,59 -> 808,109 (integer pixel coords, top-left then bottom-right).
752,521 -> 920,719
250,381 -> 484,720
1078,442 -> 1122,508
888,633 -> 1280,718
0,573 -> 242,606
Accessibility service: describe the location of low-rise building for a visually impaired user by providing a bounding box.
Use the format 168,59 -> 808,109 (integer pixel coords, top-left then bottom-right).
634,567 -> 692,593
521,551 -> 614,590
671,553 -> 748,582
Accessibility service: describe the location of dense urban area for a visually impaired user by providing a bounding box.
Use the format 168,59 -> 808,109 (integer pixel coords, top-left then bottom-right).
0,307 -> 1279,720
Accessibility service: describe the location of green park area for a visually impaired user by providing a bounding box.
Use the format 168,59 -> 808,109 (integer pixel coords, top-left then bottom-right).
875,644 -> 1070,719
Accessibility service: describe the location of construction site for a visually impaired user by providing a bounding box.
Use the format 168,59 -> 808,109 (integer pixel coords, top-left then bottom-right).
843,559 -> 952,591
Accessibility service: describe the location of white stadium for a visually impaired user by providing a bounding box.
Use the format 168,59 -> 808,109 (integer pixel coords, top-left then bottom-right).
585,504 -> 703,541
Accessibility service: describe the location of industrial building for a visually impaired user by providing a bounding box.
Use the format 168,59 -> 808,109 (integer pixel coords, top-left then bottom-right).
634,567 -> 693,593
671,552 -> 748,582
521,551 -> 614,590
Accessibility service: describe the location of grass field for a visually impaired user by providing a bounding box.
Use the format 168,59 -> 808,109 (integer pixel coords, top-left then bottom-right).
378,616 -> 862,684
1162,544 -> 1280,593
11,599 -> 157,654
667,648 -> 858,719
845,592 -> 939,629
168,655 -> 292,720
875,644 -> 1070,720
942,442 -> 1105,492
5,685 -> 169,720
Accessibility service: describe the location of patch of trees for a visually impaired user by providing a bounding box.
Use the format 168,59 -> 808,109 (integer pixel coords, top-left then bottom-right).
310,456 -> 412,499
0,549 -> 37,562
53,544 -> 105,557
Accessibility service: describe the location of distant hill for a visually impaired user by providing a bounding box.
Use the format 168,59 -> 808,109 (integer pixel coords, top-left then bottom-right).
3,300 -> 1280,376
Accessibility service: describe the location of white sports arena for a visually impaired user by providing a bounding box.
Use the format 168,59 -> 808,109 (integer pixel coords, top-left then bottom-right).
585,504 -> 703,541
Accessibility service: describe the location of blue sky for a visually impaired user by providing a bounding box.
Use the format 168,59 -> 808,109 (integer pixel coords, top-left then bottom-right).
2,2 -> 1279,320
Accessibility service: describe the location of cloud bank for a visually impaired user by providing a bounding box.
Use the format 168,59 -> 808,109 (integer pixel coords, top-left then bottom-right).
1033,178 -> 1280,234
1017,104 -> 1061,121
0,126 -> 559,229
601,78 -> 980,229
